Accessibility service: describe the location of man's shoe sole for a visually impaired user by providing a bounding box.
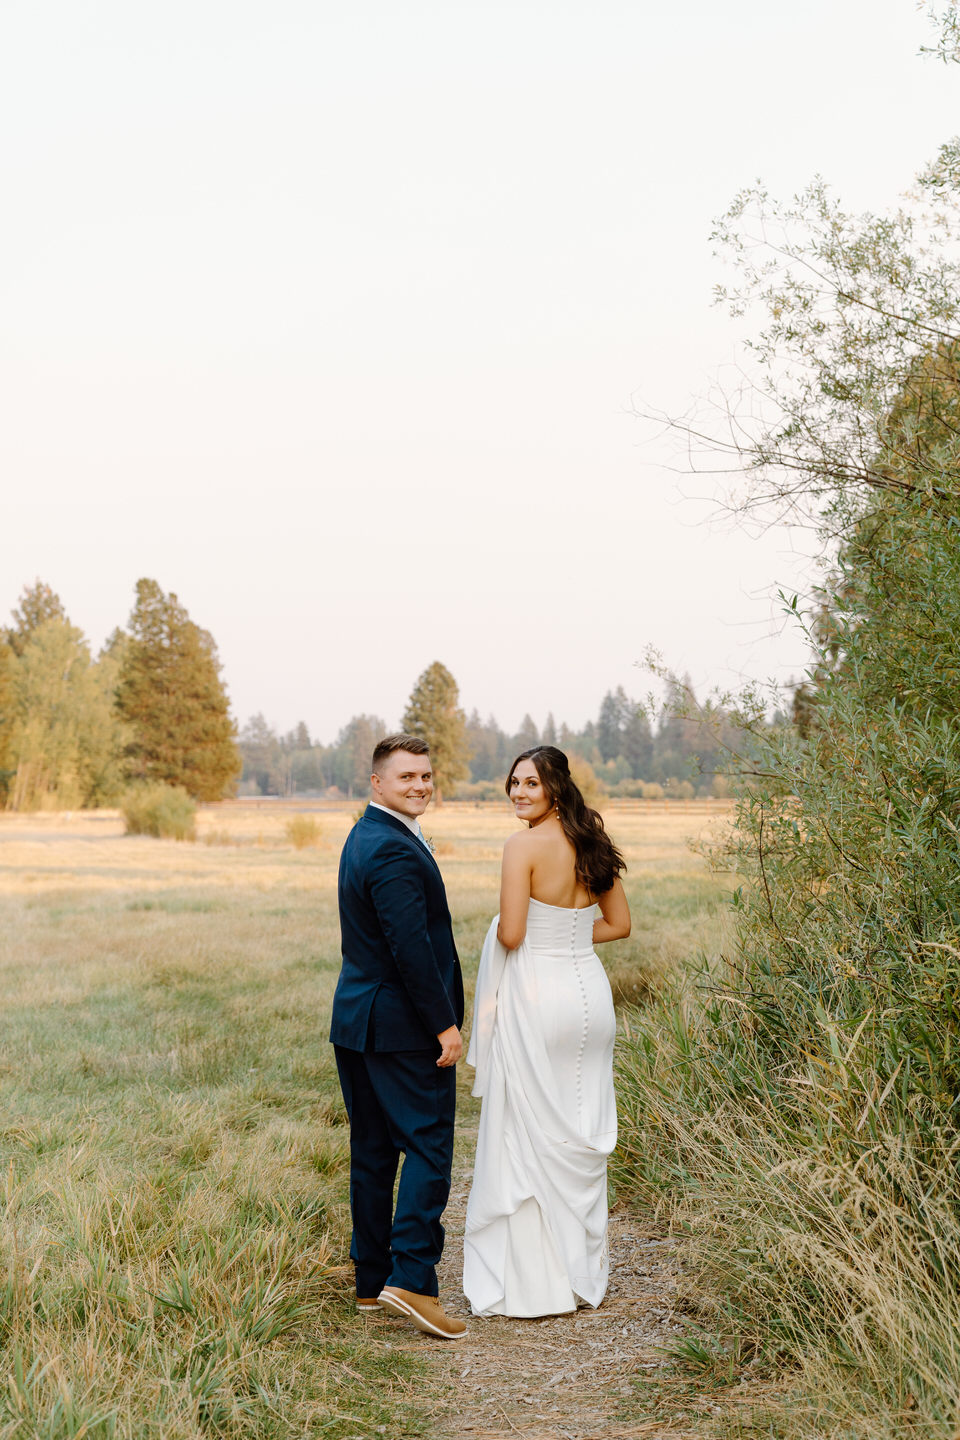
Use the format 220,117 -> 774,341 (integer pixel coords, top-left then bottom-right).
356,1301 -> 380,1312
376,1291 -> 467,1339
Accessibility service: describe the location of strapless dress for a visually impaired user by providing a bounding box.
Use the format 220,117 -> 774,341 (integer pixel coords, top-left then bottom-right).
463,898 -> 616,1317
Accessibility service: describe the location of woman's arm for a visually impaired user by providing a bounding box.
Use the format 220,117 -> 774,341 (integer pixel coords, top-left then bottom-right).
497,834 -> 533,950
592,877 -> 631,944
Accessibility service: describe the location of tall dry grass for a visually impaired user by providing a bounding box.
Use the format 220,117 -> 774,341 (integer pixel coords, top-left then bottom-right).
0,801 -> 726,1438
284,814 -> 322,850
612,563 -> 960,1437
614,974 -> 960,1439
0,807 -> 426,1437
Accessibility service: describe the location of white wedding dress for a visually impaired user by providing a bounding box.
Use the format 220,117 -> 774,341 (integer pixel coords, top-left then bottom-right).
463,899 -> 617,1317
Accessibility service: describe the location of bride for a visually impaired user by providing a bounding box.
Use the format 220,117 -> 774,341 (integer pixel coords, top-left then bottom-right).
463,745 -> 630,1318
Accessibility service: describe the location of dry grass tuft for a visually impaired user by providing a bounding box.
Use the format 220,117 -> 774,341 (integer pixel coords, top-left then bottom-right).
614,990 -> 960,1439
284,814 -> 323,850
121,785 -> 197,841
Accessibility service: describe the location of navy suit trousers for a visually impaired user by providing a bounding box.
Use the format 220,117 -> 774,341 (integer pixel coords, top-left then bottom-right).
334,1045 -> 456,1298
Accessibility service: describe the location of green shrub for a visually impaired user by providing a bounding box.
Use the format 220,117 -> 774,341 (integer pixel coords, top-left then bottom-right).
615,487 -> 960,1435
284,814 -> 321,850
567,755 -> 605,808
453,780 -> 507,801
612,105 -> 960,1433
122,784 -> 196,841
606,779 -> 650,798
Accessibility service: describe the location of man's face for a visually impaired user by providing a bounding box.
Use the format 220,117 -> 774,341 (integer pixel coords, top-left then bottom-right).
370,751 -> 434,817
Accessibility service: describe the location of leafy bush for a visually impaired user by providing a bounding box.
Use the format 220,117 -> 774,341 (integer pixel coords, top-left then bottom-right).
567,755 -> 605,808
616,500 -> 960,1434
662,776 -> 696,800
615,78 -> 960,1434
453,779 -> 507,801
284,814 -> 322,850
606,779 -> 646,798
122,784 -> 196,841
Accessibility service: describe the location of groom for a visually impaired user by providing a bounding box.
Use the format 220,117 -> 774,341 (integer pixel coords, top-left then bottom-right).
330,734 -> 467,1339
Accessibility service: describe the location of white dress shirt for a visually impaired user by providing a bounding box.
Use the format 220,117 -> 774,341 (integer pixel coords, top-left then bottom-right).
368,801 -> 425,843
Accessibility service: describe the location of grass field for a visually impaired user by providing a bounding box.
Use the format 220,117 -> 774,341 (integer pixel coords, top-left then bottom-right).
0,801 -> 731,1439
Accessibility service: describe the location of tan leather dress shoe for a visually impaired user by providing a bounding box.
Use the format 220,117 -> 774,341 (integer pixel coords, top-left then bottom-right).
377,1286 -> 467,1338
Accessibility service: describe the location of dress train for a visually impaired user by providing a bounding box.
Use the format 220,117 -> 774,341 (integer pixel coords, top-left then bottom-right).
463,900 -> 617,1317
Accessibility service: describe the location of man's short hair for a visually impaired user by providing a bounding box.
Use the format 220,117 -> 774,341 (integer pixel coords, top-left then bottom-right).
372,733 -> 430,775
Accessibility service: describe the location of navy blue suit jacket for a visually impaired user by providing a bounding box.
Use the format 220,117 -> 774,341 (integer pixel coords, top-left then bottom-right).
330,805 -> 464,1052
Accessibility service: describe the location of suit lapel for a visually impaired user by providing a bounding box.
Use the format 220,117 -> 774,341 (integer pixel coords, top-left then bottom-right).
363,805 -> 443,880
405,826 -> 442,879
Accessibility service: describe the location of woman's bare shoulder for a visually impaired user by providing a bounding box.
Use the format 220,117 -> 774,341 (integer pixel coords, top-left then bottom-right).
506,826 -> 565,866
505,828 -> 556,865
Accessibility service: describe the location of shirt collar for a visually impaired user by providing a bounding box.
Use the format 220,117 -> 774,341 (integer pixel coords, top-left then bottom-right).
368,801 -> 423,838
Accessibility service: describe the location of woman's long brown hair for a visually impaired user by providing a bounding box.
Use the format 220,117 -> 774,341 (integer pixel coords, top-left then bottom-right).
505,746 -> 625,897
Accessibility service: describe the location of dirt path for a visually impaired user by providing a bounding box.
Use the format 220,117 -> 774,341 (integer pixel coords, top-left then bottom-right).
361,1103 -> 719,1439
427,1109 -> 699,1439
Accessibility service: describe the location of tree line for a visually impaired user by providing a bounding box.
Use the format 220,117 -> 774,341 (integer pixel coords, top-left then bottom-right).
0,587 -> 734,812
238,667 -> 735,803
0,579 -> 240,810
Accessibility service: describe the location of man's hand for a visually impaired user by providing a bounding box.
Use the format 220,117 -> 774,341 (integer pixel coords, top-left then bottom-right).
436,1025 -> 462,1068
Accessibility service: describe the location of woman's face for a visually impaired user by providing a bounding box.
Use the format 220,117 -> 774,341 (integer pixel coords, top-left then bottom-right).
508,759 -> 553,825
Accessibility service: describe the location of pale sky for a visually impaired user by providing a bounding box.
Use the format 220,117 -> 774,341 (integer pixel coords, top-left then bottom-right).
1,2 -> 956,740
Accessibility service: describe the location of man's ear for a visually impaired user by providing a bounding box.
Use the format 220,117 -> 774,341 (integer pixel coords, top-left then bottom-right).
370,771 -> 381,797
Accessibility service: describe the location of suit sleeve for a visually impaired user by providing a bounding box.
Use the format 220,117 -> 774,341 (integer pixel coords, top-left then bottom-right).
368,840 -> 458,1037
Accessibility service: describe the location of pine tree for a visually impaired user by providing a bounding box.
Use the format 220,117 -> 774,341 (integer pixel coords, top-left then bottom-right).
5,581 -> 66,657
116,579 -> 241,801
238,714 -> 281,796
465,710 -> 501,781
333,714 -> 387,798
0,641 -> 15,803
6,614 -> 124,810
514,714 -> 539,751
596,690 -> 624,762
402,661 -> 469,805
621,706 -> 653,779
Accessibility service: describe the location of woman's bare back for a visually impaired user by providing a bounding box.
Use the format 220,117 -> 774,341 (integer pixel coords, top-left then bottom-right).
519,820 -> 594,909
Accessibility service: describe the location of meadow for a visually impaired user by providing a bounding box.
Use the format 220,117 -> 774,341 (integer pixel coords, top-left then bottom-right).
0,801 -> 731,1439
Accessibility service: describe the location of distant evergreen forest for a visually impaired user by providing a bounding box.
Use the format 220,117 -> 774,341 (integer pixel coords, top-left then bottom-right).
238,685 -> 733,801
0,573 -> 736,810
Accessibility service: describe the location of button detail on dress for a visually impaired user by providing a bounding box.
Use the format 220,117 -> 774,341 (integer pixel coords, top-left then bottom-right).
573,912 -> 589,1120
